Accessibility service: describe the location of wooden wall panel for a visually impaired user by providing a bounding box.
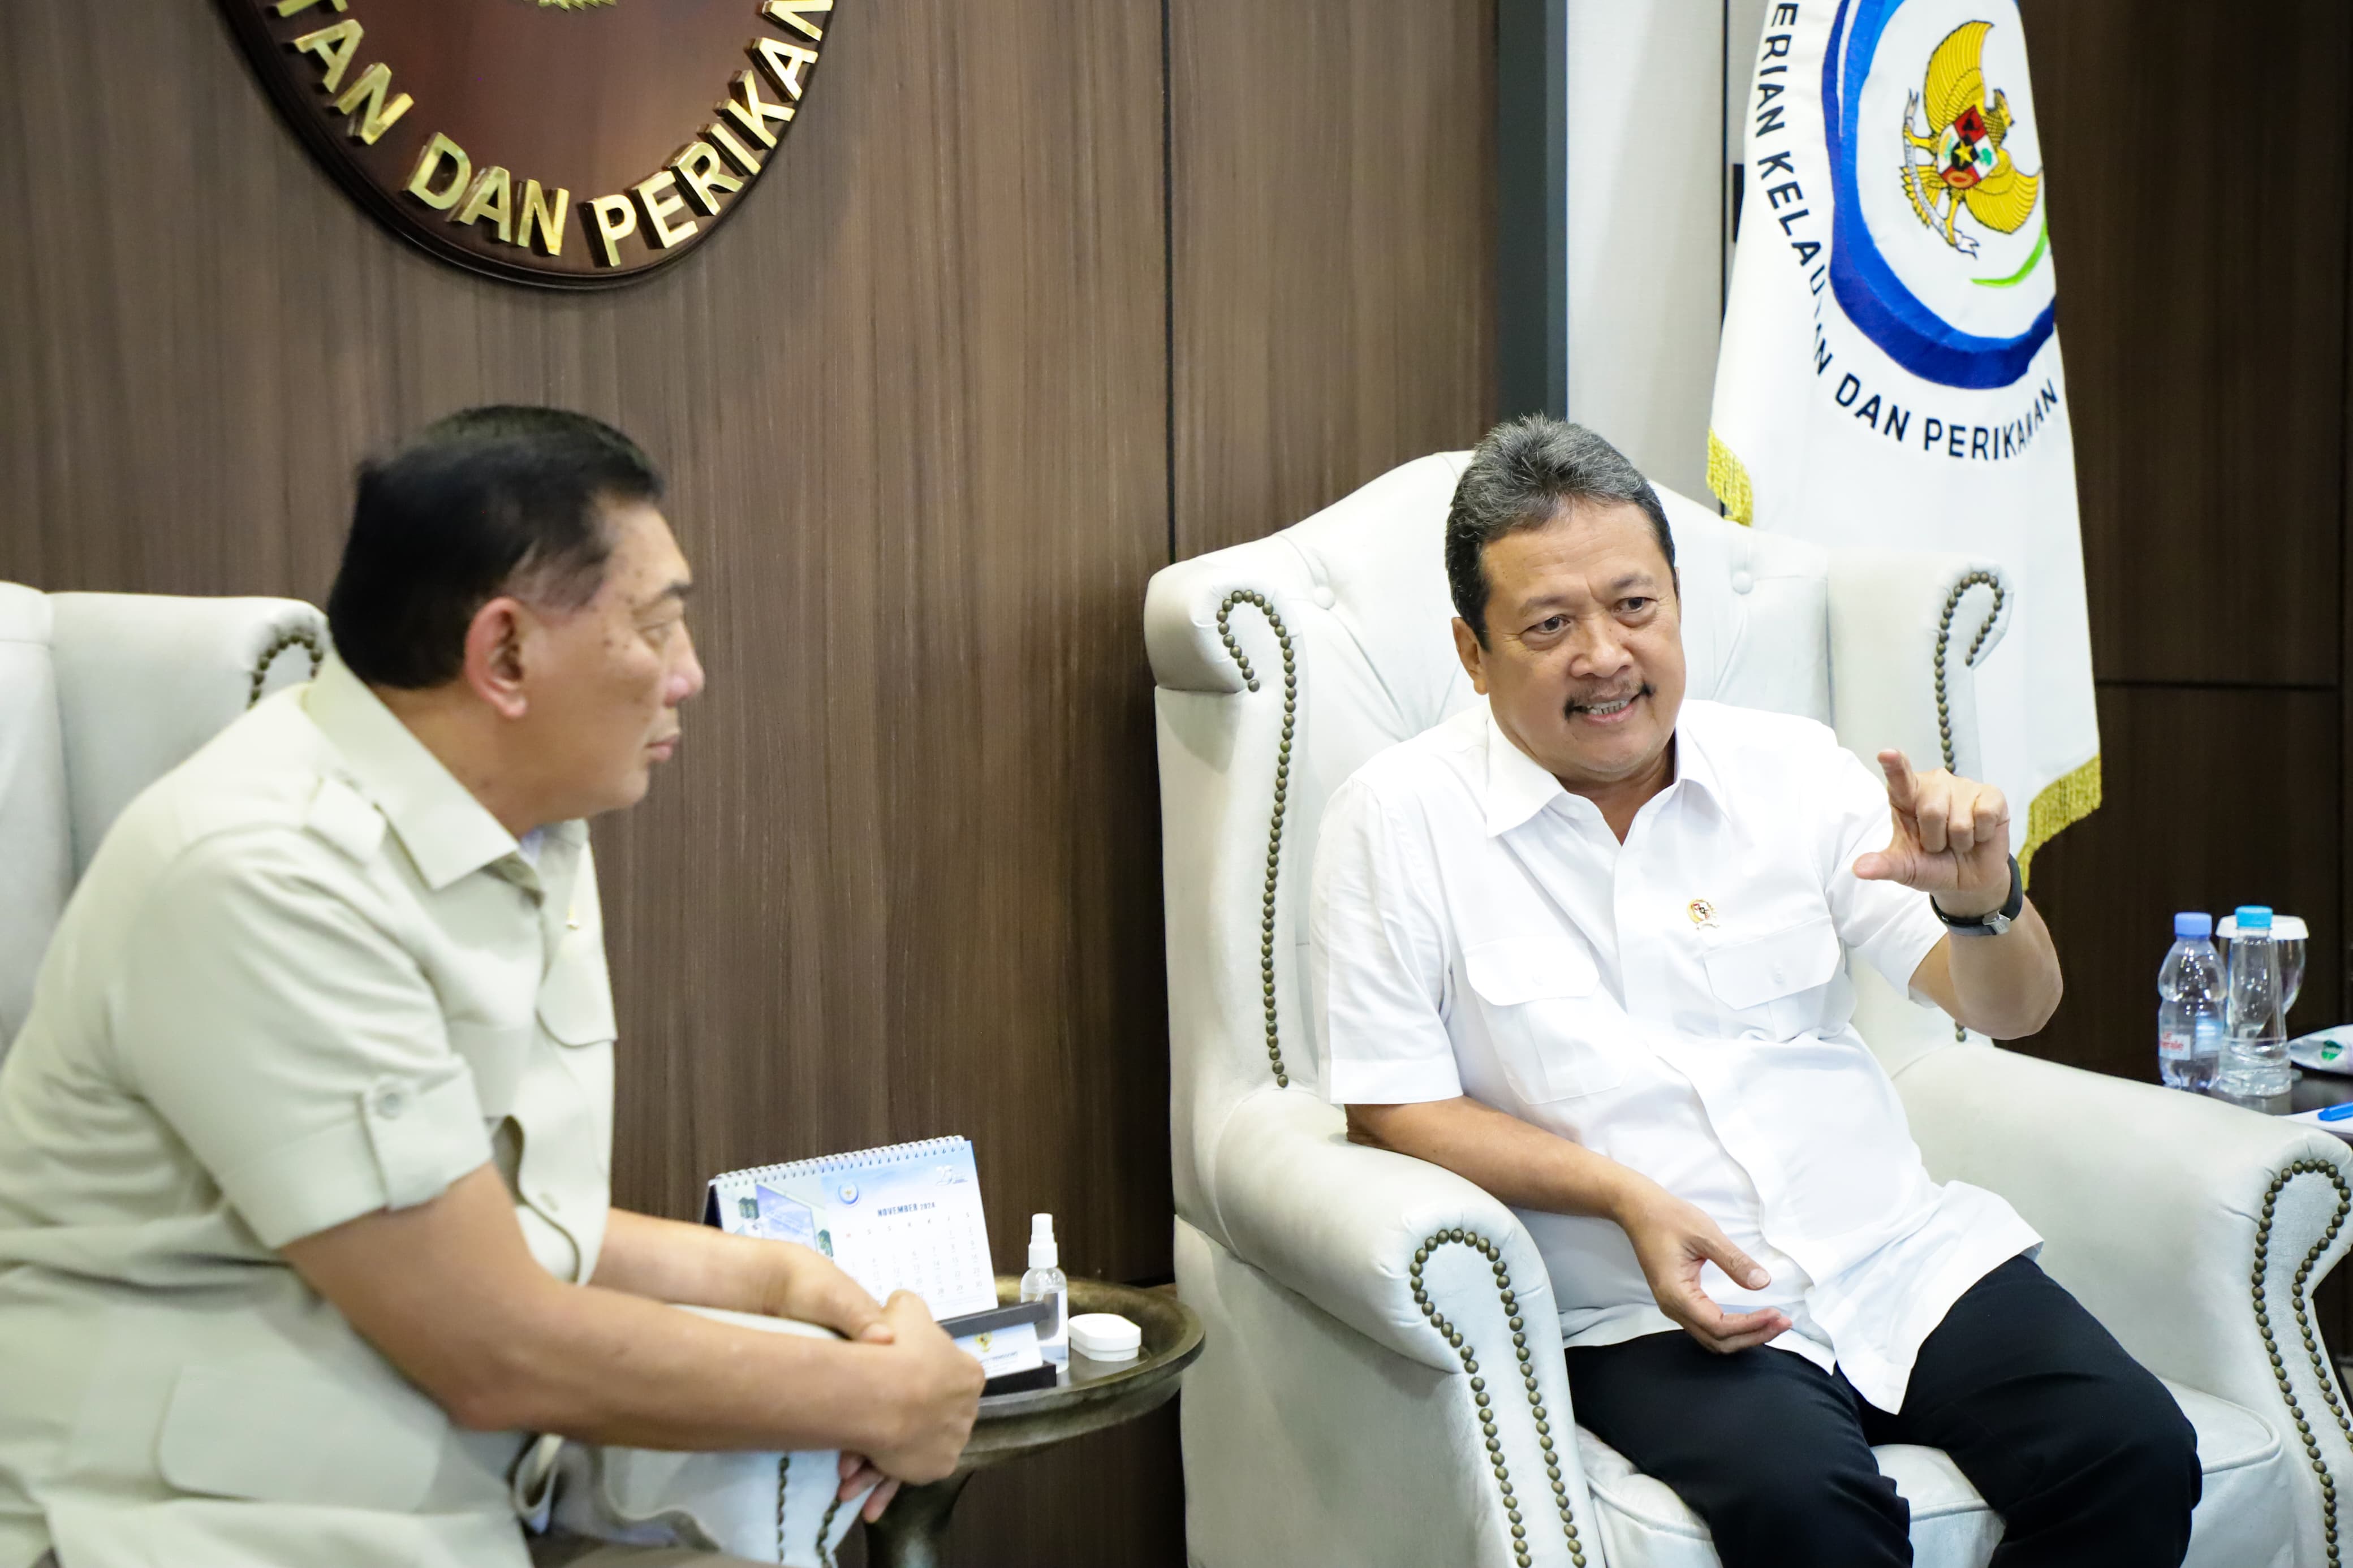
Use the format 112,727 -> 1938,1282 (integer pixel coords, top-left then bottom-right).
0,3 -> 1176,1563
1171,0 -> 1499,555
2023,685 -> 2342,1081
2026,0 -> 2351,687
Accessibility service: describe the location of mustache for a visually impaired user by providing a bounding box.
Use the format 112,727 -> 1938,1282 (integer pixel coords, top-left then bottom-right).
1563,683 -> 1653,718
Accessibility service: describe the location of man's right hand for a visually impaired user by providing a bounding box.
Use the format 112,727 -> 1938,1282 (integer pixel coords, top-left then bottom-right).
866,1290 -> 985,1484
1610,1177 -> 1792,1354
1344,1098 -> 1794,1355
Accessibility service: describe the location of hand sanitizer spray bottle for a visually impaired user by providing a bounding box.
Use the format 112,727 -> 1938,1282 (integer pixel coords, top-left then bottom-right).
1019,1213 -> 1068,1368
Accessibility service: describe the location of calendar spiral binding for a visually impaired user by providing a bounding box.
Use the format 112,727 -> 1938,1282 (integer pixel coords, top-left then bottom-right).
722,1135 -> 972,1189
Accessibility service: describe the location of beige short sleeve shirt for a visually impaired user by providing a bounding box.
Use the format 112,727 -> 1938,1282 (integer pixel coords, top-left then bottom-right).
0,653 -> 619,1568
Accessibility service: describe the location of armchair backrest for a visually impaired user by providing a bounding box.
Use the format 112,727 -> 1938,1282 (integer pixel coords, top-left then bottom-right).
0,584 -> 327,1049
1147,453 -> 2010,1252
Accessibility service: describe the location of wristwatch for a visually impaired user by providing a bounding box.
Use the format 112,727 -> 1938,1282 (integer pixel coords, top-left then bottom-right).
1932,854 -> 2023,936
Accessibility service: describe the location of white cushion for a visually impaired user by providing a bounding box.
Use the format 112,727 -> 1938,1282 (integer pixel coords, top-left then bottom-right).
0,585 -> 68,1048
1576,1380 -> 2291,1568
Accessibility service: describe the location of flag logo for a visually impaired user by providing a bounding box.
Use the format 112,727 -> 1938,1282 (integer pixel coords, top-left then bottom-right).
1899,22 -> 2041,257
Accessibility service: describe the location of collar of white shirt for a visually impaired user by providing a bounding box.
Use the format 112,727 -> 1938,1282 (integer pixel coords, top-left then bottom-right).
303,652 -> 580,892
1479,705 -> 1725,838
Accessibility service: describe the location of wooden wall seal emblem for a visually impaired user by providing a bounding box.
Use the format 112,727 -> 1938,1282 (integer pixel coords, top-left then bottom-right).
217,0 -> 834,287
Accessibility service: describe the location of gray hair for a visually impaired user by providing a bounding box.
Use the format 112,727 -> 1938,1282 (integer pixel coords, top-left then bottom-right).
1444,416 -> 1676,644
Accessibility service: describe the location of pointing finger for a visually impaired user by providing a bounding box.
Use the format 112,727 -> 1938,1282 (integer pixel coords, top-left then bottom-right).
1878,750 -> 1919,813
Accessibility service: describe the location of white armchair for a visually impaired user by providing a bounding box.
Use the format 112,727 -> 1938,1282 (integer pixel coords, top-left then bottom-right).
1147,453 -> 2351,1568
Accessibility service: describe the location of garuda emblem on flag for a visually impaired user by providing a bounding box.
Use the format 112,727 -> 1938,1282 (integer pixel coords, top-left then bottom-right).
1901,21 -> 2040,255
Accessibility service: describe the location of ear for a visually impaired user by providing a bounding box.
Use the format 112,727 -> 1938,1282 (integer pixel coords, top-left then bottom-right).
1450,617 -> 1490,696
461,597 -> 532,720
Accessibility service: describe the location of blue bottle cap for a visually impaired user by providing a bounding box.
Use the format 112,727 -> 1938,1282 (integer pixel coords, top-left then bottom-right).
2174,912 -> 2212,939
2235,905 -> 2273,932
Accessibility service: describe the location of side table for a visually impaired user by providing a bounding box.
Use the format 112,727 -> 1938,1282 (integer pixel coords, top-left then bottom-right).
861,1276 -> 1204,1568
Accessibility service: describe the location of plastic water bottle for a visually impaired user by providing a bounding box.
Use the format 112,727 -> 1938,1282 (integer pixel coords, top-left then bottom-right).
2157,912 -> 2223,1092
2219,905 -> 2292,1099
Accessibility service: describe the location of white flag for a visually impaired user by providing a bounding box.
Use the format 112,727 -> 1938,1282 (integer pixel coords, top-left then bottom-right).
1708,0 -> 2097,880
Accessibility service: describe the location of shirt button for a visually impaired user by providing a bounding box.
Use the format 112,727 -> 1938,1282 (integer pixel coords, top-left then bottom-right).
372,1085 -> 409,1120
538,1191 -> 563,1215
1731,568 -> 1755,595
1312,585 -> 1336,608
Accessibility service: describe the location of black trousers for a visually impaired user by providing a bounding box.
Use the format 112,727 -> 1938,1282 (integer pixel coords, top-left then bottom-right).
1563,1256 -> 2200,1568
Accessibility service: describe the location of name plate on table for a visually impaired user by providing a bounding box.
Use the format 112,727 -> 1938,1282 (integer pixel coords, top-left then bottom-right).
941,1299 -> 1057,1396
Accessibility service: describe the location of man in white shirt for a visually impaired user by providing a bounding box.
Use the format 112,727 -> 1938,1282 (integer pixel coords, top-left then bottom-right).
1312,417 -> 2196,1567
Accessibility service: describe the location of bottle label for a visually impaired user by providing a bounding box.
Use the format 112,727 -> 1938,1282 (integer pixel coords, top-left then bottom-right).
2160,1028 -> 2190,1062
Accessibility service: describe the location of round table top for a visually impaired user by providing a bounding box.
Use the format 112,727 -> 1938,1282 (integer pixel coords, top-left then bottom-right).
954,1276 -> 1204,1473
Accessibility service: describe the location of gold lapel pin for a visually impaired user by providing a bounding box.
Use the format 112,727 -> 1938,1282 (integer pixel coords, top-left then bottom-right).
1687,898 -> 1719,930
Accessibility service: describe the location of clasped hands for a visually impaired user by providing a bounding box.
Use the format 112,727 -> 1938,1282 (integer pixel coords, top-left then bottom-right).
1617,750 -> 2012,1353
757,1243 -> 984,1521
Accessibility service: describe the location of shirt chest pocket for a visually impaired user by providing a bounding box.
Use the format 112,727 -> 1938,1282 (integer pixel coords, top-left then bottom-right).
1462,937 -> 1622,1105
1701,914 -> 1844,1039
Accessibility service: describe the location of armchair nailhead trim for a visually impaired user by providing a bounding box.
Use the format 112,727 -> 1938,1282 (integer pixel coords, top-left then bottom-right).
1930,571 -> 2003,775
778,1450 -> 848,1567
247,627 -> 325,708
1932,572 -> 2003,1042
1410,1228 -> 1587,1568
1216,589 -> 1298,1089
778,1452 -> 791,1560
2258,1159 -> 2353,1566
816,1485 -> 844,1567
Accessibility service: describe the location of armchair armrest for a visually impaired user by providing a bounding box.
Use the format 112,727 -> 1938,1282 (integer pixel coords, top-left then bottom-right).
1896,1043 -> 2353,1565
1210,1088 -> 1558,1372
1203,1087 -> 1598,1567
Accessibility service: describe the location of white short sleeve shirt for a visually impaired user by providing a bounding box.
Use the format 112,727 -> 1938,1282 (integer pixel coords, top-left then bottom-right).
1309,698 -> 2040,1410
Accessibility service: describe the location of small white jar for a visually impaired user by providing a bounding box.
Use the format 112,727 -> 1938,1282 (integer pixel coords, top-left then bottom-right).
1068,1312 -> 1143,1364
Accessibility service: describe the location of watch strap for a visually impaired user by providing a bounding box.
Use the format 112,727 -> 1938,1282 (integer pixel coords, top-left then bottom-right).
1932,855 -> 2023,934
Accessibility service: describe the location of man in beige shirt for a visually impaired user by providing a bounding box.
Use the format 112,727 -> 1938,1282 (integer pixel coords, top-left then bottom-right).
0,408 -> 982,1567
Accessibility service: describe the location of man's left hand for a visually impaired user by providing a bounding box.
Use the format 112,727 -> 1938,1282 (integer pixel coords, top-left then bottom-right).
756,1242 -> 895,1346
1852,749 -> 2012,919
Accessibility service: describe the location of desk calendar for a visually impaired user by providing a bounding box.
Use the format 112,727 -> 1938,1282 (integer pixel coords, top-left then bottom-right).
702,1136 -> 998,1320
